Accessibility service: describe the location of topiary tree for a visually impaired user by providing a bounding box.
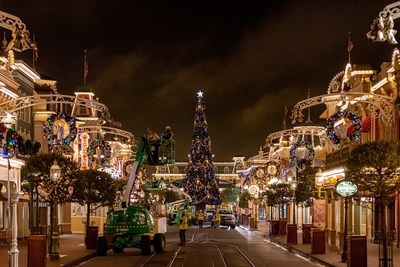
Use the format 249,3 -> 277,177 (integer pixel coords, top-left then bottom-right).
239,191 -> 250,209
295,161 -> 316,208
265,182 -> 292,220
72,169 -> 116,228
21,152 -> 79,252
346,141 -> 400,267
221,185 -> 241,207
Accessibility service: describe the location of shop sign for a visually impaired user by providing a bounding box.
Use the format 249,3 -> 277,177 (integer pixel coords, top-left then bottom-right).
335,180 -> 357,198
80,133 -> 89,170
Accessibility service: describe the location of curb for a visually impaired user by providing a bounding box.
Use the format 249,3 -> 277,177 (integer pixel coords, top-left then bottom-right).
245,227 -> 336,267
265,236 -> 336,267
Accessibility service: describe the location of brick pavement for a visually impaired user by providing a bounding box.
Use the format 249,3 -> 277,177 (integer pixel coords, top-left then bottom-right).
0,234 -> 96,267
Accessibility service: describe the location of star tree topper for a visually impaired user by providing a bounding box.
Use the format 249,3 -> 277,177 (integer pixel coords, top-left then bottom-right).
197,91 -> 204,98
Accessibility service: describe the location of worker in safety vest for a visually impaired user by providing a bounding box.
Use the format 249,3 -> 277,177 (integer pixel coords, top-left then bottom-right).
214,211 -> 221,231
197,210 -> 204,229
179,213 -> 188,246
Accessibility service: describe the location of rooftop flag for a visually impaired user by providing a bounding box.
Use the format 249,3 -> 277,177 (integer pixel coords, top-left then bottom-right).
347,32 -> 353,63
347,40 -> 354,52
84,49 -> 88,85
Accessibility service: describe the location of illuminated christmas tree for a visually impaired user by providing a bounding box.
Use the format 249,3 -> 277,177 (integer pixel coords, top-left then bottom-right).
185,91 -> 221,207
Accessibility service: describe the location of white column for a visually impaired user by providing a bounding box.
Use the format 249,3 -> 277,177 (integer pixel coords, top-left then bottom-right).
9,193 -> 22,267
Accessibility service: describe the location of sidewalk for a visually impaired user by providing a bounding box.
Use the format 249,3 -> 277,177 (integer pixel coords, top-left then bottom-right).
251,221 -> 400,267
0,234 -> 96,267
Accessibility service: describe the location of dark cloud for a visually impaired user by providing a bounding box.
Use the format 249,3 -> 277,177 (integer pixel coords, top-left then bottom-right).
1,0 -> 395,160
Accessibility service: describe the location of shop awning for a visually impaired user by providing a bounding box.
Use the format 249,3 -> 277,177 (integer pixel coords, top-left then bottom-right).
361,116 -> 371,132
347,116 -> 371,136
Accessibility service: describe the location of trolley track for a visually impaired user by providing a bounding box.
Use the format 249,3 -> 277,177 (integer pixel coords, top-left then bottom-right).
141,228 -> 256,267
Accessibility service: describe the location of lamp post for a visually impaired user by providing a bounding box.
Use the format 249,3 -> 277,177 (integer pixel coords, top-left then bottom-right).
290,179 -> 296,224
315,169 -> 324,198
335,180 -> 357,263
267,164 -> 278,221
0,115 -> 20,267
49,160 -> 61,261
341,197 -> 349,262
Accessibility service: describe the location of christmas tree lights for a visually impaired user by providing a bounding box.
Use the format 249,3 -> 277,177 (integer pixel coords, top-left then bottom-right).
185,91 -> 221,206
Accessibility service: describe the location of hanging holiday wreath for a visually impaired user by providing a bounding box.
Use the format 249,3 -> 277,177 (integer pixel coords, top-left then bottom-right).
290,140 -> 315,162
43,112 -> 77,146
87,139 -> 111,165
0,127 -> 18,158
324,110 -> 362,145
123,160 -> 134,177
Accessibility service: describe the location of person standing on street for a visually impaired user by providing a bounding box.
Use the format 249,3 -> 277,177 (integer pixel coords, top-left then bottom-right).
214,210 -> 221,231
179,213 -> 188,246
197,210 -> 204,229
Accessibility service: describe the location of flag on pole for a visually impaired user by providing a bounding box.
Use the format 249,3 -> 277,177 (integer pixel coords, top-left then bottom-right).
34,49 -> 39,61
32,33 -> 38,69
283,105 -> 288,130
347,40 -> 354,52
347,32 -> 354,52
84,51 -> 88,77
347,32 -> 354,63
84,50 -> 88,85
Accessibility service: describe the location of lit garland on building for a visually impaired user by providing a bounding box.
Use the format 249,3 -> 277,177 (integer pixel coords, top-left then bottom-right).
0,125 -> 18,158
325,110 -> 362,144
87,139 -> 112,166
43,112 -> 78,146
290,140 -> 315,162
185,91 -> 221,206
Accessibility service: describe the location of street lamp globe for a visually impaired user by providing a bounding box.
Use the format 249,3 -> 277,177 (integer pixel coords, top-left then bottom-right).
315,169 -> 324,198
315,169 -> 324,187
50,161 -> 61,182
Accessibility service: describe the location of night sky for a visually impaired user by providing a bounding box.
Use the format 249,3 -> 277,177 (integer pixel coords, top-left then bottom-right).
1,1 -> 396,161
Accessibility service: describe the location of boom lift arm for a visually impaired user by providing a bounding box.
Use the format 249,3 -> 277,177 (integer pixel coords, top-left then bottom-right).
121,136 -> 174,208
169,183 -> 192,200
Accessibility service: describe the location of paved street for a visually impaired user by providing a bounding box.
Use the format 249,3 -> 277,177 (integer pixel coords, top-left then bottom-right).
78,224 -> 322,267
2,222 -> 400,266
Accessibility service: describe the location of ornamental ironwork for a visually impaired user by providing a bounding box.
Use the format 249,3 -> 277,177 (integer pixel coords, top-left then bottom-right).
0,94 -> 112,123
78,126 -> 135,145
264,126 -> 324,148
291,92 -> 394,126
